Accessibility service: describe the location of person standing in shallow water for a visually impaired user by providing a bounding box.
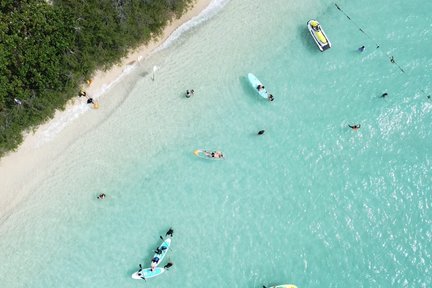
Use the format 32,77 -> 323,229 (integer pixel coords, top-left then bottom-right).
358,45 -> 365,52
185,89 -> 195,98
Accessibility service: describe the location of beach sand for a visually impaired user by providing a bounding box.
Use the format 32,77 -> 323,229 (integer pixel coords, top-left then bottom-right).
0,0 -> 212,221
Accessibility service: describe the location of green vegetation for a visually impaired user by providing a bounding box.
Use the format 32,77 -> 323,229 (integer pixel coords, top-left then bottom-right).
0,0 -> 194,157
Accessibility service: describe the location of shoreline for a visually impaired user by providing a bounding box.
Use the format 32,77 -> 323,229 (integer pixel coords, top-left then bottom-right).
0,0 -> 213,220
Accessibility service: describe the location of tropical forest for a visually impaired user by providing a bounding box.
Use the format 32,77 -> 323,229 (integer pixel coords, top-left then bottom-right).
0,0 -> 194,157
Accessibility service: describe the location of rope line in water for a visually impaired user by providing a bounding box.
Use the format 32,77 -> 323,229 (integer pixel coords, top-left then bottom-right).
334,3 -> 406,74
334,3 -> 380,49
334,4 -> 432,100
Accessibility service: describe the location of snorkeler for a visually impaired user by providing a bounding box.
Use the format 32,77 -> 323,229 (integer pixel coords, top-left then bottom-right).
268,94 -> 274,101
166,228 -> 174,237
348,124 -> 361,130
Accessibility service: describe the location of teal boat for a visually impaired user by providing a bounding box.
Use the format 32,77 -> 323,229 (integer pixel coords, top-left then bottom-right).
264,285 -> 298,288
247,73 -> 269,99
150,238 -> 171,269
131,267 -> 165,280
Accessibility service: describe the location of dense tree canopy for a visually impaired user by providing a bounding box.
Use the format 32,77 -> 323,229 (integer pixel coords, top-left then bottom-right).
0,0 -> 193,157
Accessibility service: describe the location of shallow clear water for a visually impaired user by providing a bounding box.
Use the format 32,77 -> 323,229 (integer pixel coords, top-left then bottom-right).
1,0 -> 431,287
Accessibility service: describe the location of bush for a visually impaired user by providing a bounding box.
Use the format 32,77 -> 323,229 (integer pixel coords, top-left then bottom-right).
0,0 -> 194,157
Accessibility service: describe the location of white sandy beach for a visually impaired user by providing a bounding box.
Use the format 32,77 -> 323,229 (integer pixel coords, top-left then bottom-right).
0,0 -> 213,221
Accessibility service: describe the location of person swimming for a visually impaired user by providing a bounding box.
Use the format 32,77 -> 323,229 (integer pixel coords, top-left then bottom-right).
163,262 -> 174,270
166,228 -> 174,237
348,124 -> 361,130
186,89 -> 195,98
380,92 -> 388,98
258,130 -> 265,135
268,94 -> 274,101
97,193 -> 106,200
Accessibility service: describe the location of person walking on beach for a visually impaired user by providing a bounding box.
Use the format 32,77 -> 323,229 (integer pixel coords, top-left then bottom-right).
257,130 -> 265,135
348,124 -> 361,130
79,90 -> 87,97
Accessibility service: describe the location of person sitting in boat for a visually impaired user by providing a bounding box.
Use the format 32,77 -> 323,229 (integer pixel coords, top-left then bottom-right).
151,256 -> 160,271
257,84 -> 264,91
268,94 -> 274,102
154,247 -> 162,255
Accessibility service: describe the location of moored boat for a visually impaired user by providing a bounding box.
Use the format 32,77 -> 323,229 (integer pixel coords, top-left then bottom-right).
307,19 -> 331,51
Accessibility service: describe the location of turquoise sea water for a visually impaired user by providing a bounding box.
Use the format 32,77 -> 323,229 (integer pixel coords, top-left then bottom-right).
0,0 -> 431,287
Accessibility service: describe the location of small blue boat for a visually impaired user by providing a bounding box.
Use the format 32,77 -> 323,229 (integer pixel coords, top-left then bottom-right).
247,73 -> 269,99
131,267 -> 165,280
